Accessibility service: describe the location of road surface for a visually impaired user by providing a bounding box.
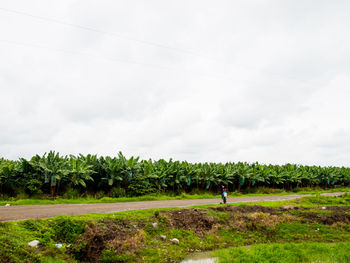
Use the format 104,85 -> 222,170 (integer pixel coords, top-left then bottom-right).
0,192 -> 343,221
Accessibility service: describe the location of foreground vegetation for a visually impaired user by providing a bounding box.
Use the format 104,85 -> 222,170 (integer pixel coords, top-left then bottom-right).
1,151 -> 350,200
1,194 -> 350,262
211,242 -> 350,263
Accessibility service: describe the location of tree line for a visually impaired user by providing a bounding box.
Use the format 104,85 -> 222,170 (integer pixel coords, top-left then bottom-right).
0,151 -> 349,198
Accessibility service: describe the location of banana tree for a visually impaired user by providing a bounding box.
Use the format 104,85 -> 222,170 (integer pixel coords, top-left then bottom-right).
152,159 -> 169,191
0,159 -> 17,195
234,162 -> 253,191
68,156 -> 95,188
36,151 -> 70,196
101,156 -> 123,188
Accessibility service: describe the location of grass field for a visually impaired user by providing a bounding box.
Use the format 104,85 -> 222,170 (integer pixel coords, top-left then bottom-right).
211,242 -> 350,263
0,193 -> 349,262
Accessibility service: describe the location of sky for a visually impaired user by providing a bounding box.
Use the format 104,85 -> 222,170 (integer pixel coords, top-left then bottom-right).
1,0 -> 350,166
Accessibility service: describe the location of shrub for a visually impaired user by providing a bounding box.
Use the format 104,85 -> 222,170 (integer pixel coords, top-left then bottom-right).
25,179 -> 43,196
109,187 -> 126,198
62,188 -> 80,199
50,217 -> 86,243
127,176 -> 157,197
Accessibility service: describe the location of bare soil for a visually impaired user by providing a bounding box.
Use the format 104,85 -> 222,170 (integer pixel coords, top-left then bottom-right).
301,212 -> 350,225
0,192 -> 343,222
162,208 -> 216,235
74,219 -> 145,262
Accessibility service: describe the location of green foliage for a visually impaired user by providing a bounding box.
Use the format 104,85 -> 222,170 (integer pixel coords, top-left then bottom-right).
101,250 -> 134,263
25,179 -> 43,195
2,151 -> 350,199
49,217 -> 86,243
0,222 -> 42,263
127,175 -> 158,196
109,187 -> 126,198
62,188 -> 80,199
292,193 -> 350,206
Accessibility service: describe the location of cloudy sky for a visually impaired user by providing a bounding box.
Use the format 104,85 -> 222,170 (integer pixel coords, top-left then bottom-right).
1,1 -> 350,166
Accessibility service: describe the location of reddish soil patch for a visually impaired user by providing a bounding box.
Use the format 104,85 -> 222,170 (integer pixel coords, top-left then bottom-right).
210,205 -> 306,214
162,208 -> 216,234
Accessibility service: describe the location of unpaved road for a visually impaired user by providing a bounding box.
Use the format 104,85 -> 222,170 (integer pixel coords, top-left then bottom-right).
0,192 -> 343,222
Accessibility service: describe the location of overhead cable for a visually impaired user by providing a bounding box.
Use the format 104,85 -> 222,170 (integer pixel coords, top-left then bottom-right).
0,6 -> 222,62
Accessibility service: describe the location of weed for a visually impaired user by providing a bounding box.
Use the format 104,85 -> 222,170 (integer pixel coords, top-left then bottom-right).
50,217 -> 86,243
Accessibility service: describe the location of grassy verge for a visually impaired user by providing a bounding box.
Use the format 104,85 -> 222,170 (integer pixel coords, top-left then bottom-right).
0,194 -> 349,262
211,242 -> 350,263
1,186 -> 349,206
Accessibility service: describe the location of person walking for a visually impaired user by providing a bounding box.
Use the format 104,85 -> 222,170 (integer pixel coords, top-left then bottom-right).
220,185 -> 227,204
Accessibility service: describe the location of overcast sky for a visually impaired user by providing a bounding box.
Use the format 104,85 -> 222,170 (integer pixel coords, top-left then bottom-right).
1,1 -> 350,166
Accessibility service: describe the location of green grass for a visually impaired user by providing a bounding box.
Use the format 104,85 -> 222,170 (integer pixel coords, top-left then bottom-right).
1,194 -> 350,262
1,187 -> 349,206
0,193 -> 219,206
212,242 -> 350,263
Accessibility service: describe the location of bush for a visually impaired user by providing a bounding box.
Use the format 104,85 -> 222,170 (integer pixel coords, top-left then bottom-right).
62,188 -> 80,199
15,192 -> 29,200
109,187 -> 126,198
127,176 -> 158,197
0,193 -> 9,200
94,191 -> 105,199
50,217 -> 86,243
25,179 -> 43,196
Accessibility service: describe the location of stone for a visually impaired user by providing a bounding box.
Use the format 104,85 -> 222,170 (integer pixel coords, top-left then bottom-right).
170,238 -> 179,244
152,222 -> 158,228
5,204 -> 10,207
322,207 -> 327,210
55,244 -> 63,248
160,235 -> 166,241
28,240 -> 39,248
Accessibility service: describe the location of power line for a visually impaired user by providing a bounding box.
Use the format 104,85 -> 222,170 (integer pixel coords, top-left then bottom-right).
0,6 -> 222,62
0,39 -> 232,81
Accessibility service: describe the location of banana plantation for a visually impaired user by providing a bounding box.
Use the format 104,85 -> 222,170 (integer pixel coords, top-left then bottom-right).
1,151 -> 350,198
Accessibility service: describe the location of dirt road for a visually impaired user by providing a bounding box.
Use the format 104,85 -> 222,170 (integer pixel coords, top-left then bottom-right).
0,192 -> 343,222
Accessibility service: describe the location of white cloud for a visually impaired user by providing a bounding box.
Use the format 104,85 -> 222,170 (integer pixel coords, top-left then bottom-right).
1,0 -> 350,166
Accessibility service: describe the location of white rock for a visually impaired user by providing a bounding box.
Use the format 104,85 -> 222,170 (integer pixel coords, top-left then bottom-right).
160,235 -> 166,241
5,204 -> 10,207
152,222 -> 158,228
66,244 -> 71,248
55,244 -> 63,248
28,240 -> 39,248
322,207 -> 327,210
170,238 -> 179,244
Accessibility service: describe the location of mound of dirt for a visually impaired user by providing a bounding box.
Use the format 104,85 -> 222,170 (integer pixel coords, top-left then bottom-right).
210,205 -> 307,214
228,212 -> 298,231
74,219 -> 144,262
210,205 -> 278,214
323,206 -> 350,212
301,212 -> 350,225
162,208 -> 216,235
